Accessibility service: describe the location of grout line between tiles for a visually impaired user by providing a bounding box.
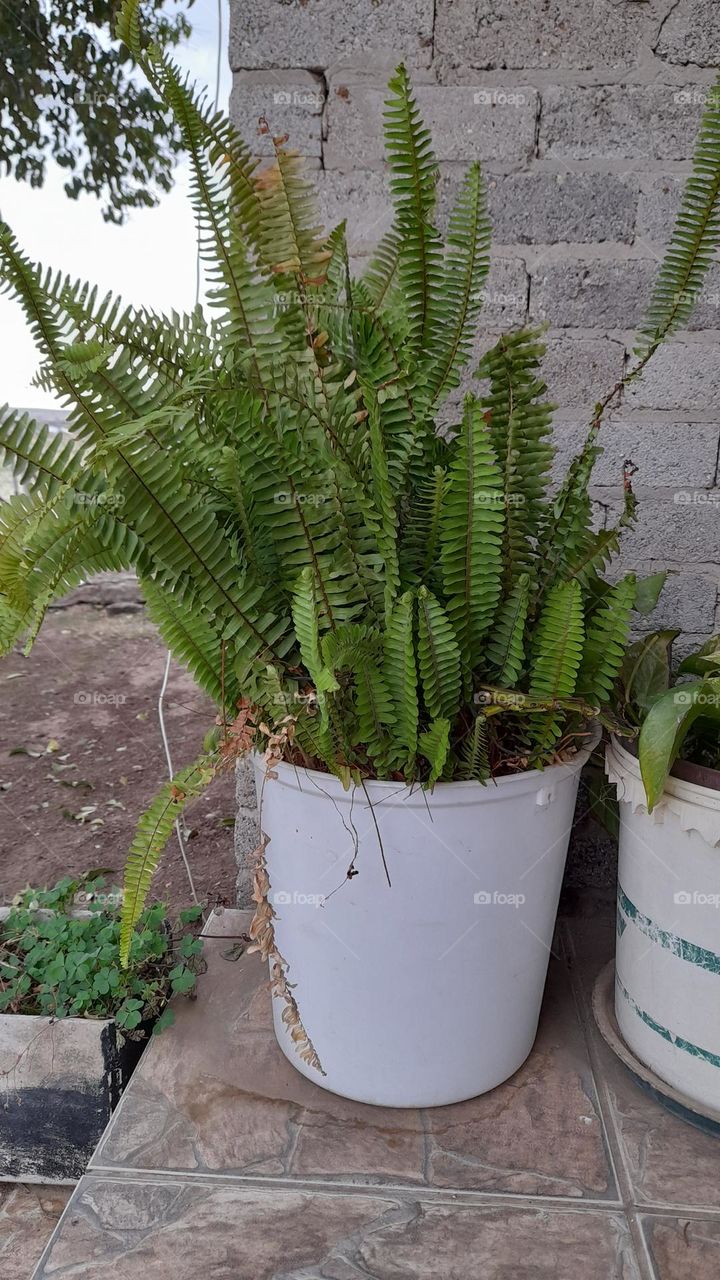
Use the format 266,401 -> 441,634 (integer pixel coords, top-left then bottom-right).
560,921 -> 658,1280
84,1161 -> 627,1211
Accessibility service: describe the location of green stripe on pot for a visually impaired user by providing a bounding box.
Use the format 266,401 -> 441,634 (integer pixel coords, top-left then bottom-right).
616,977 -> 720,1071
617,886 -> 720,976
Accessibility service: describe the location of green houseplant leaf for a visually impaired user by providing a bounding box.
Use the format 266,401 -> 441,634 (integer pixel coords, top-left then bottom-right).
639,679 -> 720,811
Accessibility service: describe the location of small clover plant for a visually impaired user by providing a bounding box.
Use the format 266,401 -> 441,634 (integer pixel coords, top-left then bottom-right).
0,875 -> 204,1037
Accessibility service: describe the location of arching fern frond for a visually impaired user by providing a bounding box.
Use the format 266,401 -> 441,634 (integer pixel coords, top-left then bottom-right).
528,580 -> 585,752
383,65 -> 443,357
635,72 -> 720,362
440,396 -> 504,679
416,587 -> 462,722
577,575 -> 637,705
120,754 -> 217,966
425,162 -> 491,406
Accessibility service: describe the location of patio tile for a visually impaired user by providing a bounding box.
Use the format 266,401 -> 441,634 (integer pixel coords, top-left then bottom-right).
0,1184 -> 70,1280
424,958 -> 614,1197
565,918 -> 720,1211
34,1174 -> 640,1280
93,910 -> 615,1200
641,1214 -> 720,1280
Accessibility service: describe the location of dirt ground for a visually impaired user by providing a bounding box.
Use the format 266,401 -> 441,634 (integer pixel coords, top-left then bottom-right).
0,605 -> 237,912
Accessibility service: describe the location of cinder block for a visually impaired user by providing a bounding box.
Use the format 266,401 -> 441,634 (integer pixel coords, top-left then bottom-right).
480,256 -> 528,326
539,85 -> 703,161
228,0 -> 434,72
234,805 -> 260,909
229,71 -> 324,157
434,169 -> 638,245
316,171 -> 393,255
655,0 -> 720,66
435,0 -> 651,71
530,258 -> 656,330
324,83 -> 538,170
609,496 -> 720,563
542,338 -> 625,411
235,757 -> 257,810
552,418 -> 720,489
636,176 -> 684,244
627,343 -> 720,411
486,171 -> 638,245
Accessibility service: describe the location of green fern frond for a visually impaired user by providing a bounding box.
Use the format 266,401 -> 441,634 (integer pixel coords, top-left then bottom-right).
528,580 -> 585,752
485,573 -> 530,687
416,586 -> 462,721
418,717 -> 451,785
291,567 -> 339,749
440,396 -> 504,679
457,711 -> 490,782
383,64 -> 443,355
0,407 -> 79,497
120,754 -> 217,966
362,224 -> 402,309
425,163 -> 491,405
399,464 -> 447,592
383,591 -> 419,766
636,73 -> 720,360
141,577 -> 237,709
256,148 -> 331,286
477,329 -> 555,584
577,575 -> 637,705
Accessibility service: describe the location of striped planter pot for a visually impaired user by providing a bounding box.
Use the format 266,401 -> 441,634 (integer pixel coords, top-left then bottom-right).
606,737 -> 720,1113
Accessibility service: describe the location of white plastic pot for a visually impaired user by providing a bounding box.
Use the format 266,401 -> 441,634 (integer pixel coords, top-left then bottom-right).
252,739 -> 594,1108
606,736 -> 720,1113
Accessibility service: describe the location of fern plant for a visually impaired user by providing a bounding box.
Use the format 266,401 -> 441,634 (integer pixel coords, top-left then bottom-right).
1,2 -> 719,958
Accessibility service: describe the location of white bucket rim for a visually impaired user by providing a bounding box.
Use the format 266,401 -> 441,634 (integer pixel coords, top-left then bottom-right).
253,726 -> 600,807
607,734 -> 720,814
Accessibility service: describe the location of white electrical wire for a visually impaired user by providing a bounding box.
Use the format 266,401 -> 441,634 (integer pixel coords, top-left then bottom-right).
157,0 -> 225,903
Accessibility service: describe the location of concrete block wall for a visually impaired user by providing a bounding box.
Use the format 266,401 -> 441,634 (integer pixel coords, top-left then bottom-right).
229,0 -> 720,651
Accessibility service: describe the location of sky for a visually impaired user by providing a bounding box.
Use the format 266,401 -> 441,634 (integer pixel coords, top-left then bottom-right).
0,0 -> 231,410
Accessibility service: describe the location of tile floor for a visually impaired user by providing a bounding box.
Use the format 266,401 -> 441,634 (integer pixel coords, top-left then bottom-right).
29,910 -> 720,1278
0,1184 -> 69,1279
